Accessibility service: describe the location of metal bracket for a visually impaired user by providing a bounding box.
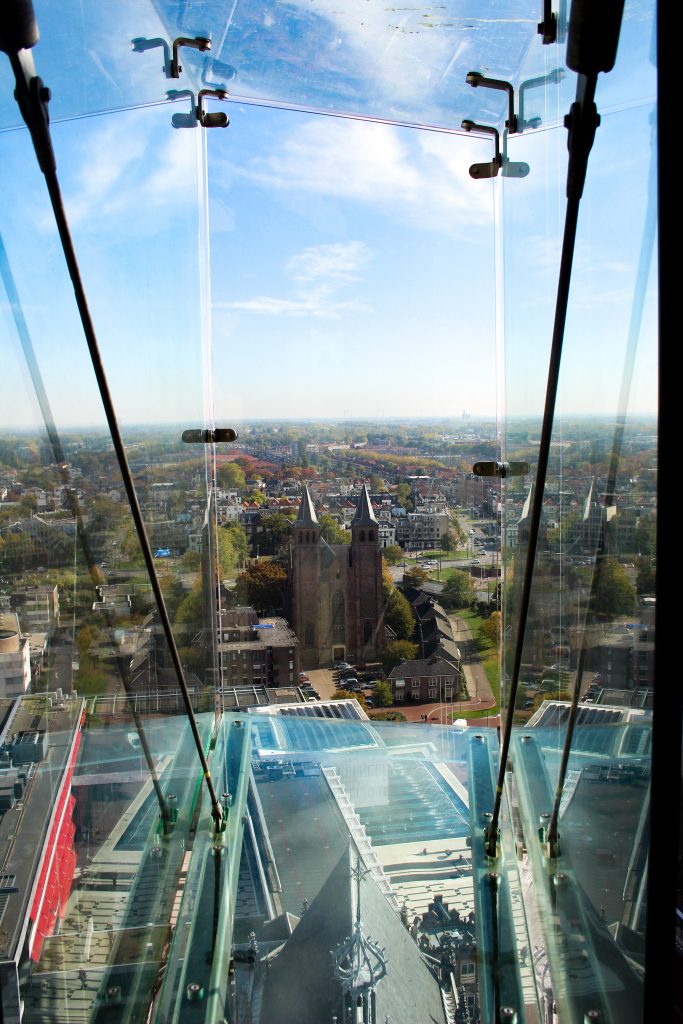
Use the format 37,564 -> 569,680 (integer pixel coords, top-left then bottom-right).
461,120 -> 529,179
170,36 -> 211,78
198,88 -> 229,127
461,120 -> 502,178
538,0 -> 558,44
182,428 -> 238,444
131,35 -> 210,79
466,71 -> 519,134
166,86 -> 228,129
473,461 -> 530,478
518,67 -> 566,130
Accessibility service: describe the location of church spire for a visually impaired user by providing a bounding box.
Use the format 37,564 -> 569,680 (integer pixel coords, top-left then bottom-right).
296,484 -> 319,527
351,484 -> 377,527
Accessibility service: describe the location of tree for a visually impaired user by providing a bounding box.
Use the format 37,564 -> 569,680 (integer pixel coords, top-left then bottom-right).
373,679 -> 394,707
636,558 -> 655,595
257,513 -> 293,556
442,516 -> 466,551
593,557 -> 635,617
481,610 -> 502,644
235,560 -> 287,613
384,586 -> 415,640
222,523 -> 248,563
381,639 -> 419,673
216,462 -> 247,490
217,523 -> 249,576
634,513 -> 656,557
395,482 -> 413,511
441,571 -> 475,609
332,688 -> 367,710
319,513 -> 350,545
175,583 -> 203,627
402,565 -> 430,589
382,544 -> 404,566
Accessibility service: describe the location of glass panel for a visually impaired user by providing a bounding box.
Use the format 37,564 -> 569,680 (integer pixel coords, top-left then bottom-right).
501,2 -> 657,1020
0,75 -> 215,1022
0,1 -> 542,133
1,0 -> 660,1022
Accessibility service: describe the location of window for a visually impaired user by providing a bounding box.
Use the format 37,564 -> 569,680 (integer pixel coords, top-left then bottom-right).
332,590 -> 345,643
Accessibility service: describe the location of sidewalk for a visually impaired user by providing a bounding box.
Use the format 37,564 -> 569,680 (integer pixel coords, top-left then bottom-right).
449,613 -> 495,708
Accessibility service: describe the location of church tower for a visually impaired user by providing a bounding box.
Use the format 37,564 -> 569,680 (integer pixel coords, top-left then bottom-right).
290,485 -> 321,667
349,484 -> 385,662
289,483 -> 385,668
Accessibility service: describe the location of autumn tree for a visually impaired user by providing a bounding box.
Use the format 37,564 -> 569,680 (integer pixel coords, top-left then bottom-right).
481,610 -> 502,645
235,560 -> 287,613
332,689 -> 368,710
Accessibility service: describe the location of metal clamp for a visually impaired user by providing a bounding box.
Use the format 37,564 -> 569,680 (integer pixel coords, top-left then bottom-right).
466,71 -> 518,134
166,87 -> 229,129
170,36 -> 211,79
182,428 -> 238,444
461,121 -> 529,179
131,35 -> 211,80
472,461 -> 530,478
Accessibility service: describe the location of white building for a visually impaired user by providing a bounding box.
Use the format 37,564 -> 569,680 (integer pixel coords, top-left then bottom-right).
0,614 -> 31,698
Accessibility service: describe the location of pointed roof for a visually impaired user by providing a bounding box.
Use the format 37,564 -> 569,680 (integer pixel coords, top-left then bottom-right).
295,484 -> 319,527
351,484 -> 378,527
260,844 -> 447,1024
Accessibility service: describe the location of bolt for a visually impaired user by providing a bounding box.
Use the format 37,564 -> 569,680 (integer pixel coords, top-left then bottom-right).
187,982 -> 204,1001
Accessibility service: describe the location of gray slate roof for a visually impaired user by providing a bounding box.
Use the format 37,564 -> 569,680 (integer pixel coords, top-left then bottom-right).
260,844 -> 446,1024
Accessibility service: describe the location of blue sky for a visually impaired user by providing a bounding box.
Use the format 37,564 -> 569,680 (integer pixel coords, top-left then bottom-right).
0,0 -> 658,431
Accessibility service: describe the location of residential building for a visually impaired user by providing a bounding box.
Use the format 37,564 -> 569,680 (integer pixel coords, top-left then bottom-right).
0,614 -> 31,698
9,585 -> 60,636
216,605 -> 299,692
388,654 -> 462,704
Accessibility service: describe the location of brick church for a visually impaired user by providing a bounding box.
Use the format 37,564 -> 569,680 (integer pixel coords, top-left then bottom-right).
288,485 -> 385,669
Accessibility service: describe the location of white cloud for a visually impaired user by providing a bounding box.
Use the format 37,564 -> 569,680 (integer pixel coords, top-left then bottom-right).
216,240 -> 373,319
238,117 -> 493,233
216,293 -> 369,318
287,240 -> 371,285
58,110 -> 197,229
